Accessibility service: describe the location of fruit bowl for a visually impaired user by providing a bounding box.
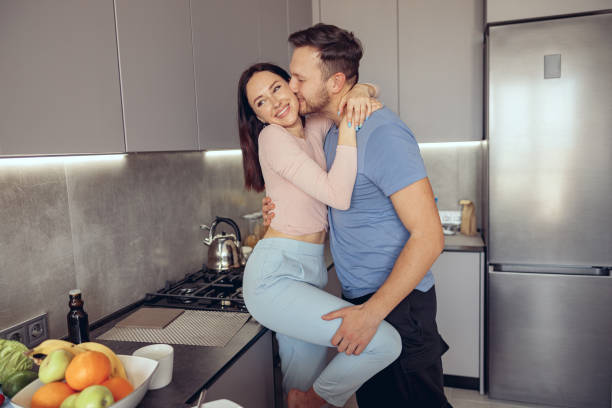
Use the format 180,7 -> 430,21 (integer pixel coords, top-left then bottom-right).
11,355 -> 158,408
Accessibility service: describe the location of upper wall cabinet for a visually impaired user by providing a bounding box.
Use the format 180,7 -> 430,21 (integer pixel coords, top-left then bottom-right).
486,0 -> 612,24
191,0 -> 261,151
115,0 -> 198,152
288,0 -> 315,42
398,0 -> 483,142
318,0 -> 399,114
314,0 -> 483,143
260,0 -> 291,69
0,0 -> 312,155
0,0 -> 124,156
192,0 -> 310,150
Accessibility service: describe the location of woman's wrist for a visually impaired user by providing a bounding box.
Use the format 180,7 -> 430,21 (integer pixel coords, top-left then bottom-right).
337,133 -> 357,147
363,83 -> 379,97
354,82 -> 379,97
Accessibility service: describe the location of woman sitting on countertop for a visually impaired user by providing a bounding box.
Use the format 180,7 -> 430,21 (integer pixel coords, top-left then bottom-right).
236,62 -> 401,408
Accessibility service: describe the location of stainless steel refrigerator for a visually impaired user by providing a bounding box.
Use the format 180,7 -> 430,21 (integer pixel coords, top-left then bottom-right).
486,13 -> 612,408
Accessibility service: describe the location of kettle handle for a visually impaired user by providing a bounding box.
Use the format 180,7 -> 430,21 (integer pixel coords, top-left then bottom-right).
212,217 -> 242,243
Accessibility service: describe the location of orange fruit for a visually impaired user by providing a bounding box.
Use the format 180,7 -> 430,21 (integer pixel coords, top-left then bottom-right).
31,381 -> 75,408
101,377 -> 134,401
65,350 -> 111,391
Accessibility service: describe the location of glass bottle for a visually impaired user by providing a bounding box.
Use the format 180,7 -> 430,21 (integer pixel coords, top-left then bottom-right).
67,289 -> 90,343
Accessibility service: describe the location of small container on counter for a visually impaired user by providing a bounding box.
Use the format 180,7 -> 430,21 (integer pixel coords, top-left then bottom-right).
459,199 -> 478,236
242,211 -> 265,248
67,289 -> 90,344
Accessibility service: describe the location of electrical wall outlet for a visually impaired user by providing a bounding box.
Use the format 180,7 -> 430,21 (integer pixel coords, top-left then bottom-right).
1,325 -> 28,344
27,313 -> 49,347
0,313 -> 49,347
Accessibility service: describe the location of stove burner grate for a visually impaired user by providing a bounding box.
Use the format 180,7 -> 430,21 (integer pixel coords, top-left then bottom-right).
144,267 -> 248,313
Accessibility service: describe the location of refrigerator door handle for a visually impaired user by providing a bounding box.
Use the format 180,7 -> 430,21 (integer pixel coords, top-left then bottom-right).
489,264 -> 610,276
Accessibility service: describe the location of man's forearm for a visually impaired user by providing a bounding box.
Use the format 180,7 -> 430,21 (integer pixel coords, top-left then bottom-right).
363,230 -> 444,321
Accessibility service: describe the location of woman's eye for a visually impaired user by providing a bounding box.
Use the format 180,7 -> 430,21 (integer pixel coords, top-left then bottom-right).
273,85 -> 281,92
257,100 -> 265,107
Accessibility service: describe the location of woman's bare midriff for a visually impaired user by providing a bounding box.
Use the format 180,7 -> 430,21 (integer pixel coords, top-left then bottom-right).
263,226 -> 326,244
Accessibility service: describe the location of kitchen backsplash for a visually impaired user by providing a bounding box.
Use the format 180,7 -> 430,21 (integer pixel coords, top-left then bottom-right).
0,152 -> 263,339
0,141 -> 482,339
420,141 -> 484,223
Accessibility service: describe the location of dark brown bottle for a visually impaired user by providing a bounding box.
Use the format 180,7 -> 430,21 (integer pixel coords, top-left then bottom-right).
67,289 -> 90,343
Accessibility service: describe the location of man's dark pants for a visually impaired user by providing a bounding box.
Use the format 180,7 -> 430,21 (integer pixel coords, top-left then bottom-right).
345,286 -> 453,407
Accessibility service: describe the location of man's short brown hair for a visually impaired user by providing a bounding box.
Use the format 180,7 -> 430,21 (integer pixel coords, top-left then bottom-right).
289,23 -> 363,85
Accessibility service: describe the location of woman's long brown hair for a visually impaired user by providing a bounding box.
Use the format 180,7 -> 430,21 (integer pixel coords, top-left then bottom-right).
237,63 -> 292,192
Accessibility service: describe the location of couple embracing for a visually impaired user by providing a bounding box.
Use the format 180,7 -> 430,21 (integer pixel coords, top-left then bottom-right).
236,23 -> 451,408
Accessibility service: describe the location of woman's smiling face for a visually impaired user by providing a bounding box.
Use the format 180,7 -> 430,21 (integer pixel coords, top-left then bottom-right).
246,71 -> 300,128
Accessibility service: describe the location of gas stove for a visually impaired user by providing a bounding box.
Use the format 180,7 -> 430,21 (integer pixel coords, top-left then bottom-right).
144,267 -> 248,313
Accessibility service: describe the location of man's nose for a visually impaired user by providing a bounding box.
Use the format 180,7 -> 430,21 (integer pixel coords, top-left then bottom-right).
289,77 -> 298,92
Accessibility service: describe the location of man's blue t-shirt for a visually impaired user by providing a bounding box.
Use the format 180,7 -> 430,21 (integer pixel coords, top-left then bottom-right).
324,107 -> 435,299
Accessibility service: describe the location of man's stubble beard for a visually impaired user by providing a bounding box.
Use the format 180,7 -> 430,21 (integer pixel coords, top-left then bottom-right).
298,85 -> 331,116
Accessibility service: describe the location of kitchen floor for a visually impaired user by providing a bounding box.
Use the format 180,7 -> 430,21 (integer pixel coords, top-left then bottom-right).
342,388 -> 560,408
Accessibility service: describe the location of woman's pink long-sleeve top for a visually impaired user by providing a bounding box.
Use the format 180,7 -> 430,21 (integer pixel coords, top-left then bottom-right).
258,115 -> 357,236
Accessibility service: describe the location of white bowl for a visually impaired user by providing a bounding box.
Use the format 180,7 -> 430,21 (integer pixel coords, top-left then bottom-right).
194,400 -> 243,408
11,355 -> 158,408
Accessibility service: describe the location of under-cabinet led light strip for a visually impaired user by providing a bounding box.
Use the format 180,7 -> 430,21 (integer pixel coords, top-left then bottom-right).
0,154 -> 126,166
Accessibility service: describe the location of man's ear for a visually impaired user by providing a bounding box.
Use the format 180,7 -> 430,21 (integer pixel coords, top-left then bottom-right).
326,72 -> 347,94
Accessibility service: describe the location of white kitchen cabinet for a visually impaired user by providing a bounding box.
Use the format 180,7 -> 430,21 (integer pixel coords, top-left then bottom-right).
191,0 -> 259,150
289,0 -> 315,43
0,0 -> 124,156
260,0 -> 291,69
192,0 -> 307,150
314,0 -> 483,143
262,0 -> 314,69
432,250 -> 484,391
486,0 -> 612,24
205,330 -> 275,408
398,0 -> 483,143
317,0 -> 399,114
114,0 -> 198,152
0,0 -> 312,156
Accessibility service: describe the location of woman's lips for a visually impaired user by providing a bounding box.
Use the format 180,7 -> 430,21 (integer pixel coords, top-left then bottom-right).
276,105 -> 289,119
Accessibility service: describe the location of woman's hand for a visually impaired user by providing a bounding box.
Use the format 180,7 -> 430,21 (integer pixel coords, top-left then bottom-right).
262,196 -> 275,226
338,112 -> 357,147
338,83 -> 383,129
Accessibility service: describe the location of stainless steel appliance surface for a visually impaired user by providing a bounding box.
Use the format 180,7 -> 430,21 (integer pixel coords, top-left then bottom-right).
201,217 -> 245,272
144,267 -> 248,313
486,12 -> 612,408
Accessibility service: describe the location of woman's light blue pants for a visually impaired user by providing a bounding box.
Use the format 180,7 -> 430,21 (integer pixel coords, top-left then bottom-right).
243,238 -> 401,407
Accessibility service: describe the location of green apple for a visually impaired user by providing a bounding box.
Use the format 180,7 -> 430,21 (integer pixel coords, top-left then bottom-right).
38,349 -> 74,383
60,393 -> 79,408
75,385 -> 114,408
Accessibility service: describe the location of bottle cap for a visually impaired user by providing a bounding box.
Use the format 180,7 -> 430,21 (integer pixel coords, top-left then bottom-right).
69,289 -> 82,296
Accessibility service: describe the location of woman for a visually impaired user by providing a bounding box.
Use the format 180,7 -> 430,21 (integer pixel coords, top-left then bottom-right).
237,63 -> 401,408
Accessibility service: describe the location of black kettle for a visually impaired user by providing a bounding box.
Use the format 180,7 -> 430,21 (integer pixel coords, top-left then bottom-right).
200,217 -> 244,271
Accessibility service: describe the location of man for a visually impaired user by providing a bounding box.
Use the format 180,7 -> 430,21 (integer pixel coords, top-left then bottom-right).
265,23 -> 451,407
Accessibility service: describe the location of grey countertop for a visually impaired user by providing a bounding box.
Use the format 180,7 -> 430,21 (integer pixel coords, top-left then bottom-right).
89,305 -> 266,408
443,233 -> 485,252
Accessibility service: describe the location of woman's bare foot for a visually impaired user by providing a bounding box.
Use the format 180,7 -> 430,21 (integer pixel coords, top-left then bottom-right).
287,387 -> 327,408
